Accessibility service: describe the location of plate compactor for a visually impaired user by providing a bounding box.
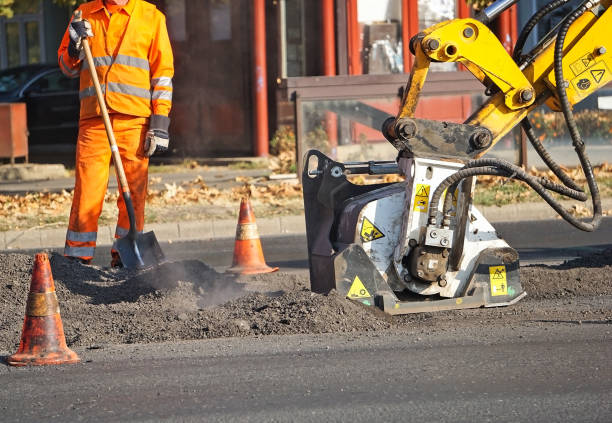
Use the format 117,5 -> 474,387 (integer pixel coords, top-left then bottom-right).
303,0 -> 610,314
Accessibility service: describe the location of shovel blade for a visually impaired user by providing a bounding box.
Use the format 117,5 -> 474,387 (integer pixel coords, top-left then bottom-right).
114,231 -> 165,269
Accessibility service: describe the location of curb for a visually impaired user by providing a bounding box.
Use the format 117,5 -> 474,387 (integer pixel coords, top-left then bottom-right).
0,199 -> 610,251
0,215 -> 307,251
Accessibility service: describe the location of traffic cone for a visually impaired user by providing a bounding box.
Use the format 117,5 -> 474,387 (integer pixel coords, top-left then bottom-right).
226,197 -> 279,275
8,253 -> 80,366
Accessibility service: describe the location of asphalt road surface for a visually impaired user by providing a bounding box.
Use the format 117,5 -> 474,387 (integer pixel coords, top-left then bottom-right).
1,325 -> 610,422
2,217 -> 611,422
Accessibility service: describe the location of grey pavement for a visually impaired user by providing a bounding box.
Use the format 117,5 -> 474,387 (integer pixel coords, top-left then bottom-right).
0,166 -> 271,195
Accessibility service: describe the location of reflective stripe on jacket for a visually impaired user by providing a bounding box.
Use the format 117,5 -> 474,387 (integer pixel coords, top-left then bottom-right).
57,0 -> 173,128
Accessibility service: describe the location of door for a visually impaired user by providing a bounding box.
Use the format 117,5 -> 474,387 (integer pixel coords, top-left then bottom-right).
22,69 -> 79,144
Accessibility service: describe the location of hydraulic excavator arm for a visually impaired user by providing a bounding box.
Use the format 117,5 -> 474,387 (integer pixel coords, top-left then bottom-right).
302,0 -> 611,315
388,0 -> 612,156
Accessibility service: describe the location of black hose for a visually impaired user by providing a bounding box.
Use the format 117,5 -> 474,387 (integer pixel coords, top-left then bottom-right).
552,0 -> 602,231
429,166 -> 509,225
426,1 -> 602,232
441,181 -> 461,227
513,0 -> 570,62
429,165 -> 596,231
513,0 -> 579,195
431,1 -> 602,232
466,158 -> 587,200
521,119 -> 583,192
431,156 -> 586,224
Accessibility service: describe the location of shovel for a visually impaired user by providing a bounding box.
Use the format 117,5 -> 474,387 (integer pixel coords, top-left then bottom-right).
77,12 -> 165,269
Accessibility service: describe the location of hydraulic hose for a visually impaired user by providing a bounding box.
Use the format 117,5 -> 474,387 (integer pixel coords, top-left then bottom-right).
429,164 -> 595,231
513,0 -> 571,62
465,158 -> 587,200
514,0 -> 585,198
552,0 -> 602,231
430,1 -> 602,232
521,119 -> 583,192
430,156 -> 587,223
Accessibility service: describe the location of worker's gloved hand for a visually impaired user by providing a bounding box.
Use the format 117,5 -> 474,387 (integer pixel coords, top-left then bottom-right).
68,19 -> 93,59
144,129 -> 170,157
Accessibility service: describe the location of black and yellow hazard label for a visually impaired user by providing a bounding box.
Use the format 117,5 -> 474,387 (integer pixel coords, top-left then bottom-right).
571,61 -> 611,95
413,184 -> 430,213
570,52 -> 595,76
360,217 -> 385,242
489,265 -> 508,296
347,276 -> 371,299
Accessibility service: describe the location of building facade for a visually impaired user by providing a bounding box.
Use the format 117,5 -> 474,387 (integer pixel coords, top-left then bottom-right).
2,0 -> 545,159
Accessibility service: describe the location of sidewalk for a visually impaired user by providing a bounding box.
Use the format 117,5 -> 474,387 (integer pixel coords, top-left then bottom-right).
0,166 -> 271,195
1,199 -> 609,251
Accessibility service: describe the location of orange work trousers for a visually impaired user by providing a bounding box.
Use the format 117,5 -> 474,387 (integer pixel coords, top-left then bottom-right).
64,115 -> 149,260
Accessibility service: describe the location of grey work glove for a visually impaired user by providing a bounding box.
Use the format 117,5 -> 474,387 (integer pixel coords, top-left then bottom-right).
68,19 -> 93,59
144,129 -> 170,157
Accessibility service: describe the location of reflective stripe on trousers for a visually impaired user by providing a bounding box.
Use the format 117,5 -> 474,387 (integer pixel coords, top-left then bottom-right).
64,230 -> 97,259
64,245 -> 96,258
65,115 -> 149,259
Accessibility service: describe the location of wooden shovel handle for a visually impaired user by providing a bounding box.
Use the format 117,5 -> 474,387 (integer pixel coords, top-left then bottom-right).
77,11 -> 131,196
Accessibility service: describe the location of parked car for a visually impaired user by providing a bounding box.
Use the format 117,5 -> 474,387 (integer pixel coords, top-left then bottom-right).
0,64 -> 79,146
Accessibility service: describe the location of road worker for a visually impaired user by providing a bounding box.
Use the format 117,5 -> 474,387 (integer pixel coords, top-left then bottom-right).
58,0 -> 173,266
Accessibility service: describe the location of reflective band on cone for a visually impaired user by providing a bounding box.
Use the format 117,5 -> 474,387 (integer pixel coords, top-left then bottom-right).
226,197 -> 278,275
8,253 -> 80,367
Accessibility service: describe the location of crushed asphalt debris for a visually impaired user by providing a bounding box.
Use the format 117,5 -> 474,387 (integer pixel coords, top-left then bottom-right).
0,249 -> 611,352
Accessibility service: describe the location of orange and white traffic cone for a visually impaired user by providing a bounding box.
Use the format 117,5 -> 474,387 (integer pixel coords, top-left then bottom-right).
226,197 -> 279,275
8,253 -> 80,366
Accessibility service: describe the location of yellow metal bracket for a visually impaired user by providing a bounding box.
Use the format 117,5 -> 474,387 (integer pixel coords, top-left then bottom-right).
422,18 -> 535,111
397,43 -> 431,119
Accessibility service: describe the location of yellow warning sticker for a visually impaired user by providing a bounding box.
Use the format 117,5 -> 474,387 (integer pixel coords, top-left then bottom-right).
489,265 -> 508,296
413,184 -> 430,213
347,276 -> 371,299
571,61 -> 611,96
360,217 -> 385,242
570,52 -> 595,76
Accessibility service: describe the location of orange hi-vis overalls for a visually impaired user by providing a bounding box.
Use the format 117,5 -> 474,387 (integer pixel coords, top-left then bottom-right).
58,0 -> 173,260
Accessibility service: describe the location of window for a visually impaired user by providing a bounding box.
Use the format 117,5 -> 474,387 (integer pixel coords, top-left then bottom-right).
281,0 -> 307,77
357,0 -> 403,74
5,22 -> 20,68
418,0 -> 457,71
0,65 -> 42,93
28,70 -> 78,95
0,0 -> 44,69
25,21 -> 40,64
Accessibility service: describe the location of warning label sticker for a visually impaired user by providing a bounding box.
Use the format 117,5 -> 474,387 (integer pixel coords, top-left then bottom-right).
591,68 -> 605,83
413,184 -> 430,213
489,265 -> 508,297
347,276 -> 371,299
570,53 -> 595,76
571,61 -> 611,95
360,217 -> 385,242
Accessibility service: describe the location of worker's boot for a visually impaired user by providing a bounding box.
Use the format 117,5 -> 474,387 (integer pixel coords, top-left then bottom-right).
110,251 -> 123,268
67,256 -> 92,265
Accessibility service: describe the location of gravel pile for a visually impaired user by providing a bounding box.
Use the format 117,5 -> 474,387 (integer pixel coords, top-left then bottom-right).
0,249 -> 610,352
